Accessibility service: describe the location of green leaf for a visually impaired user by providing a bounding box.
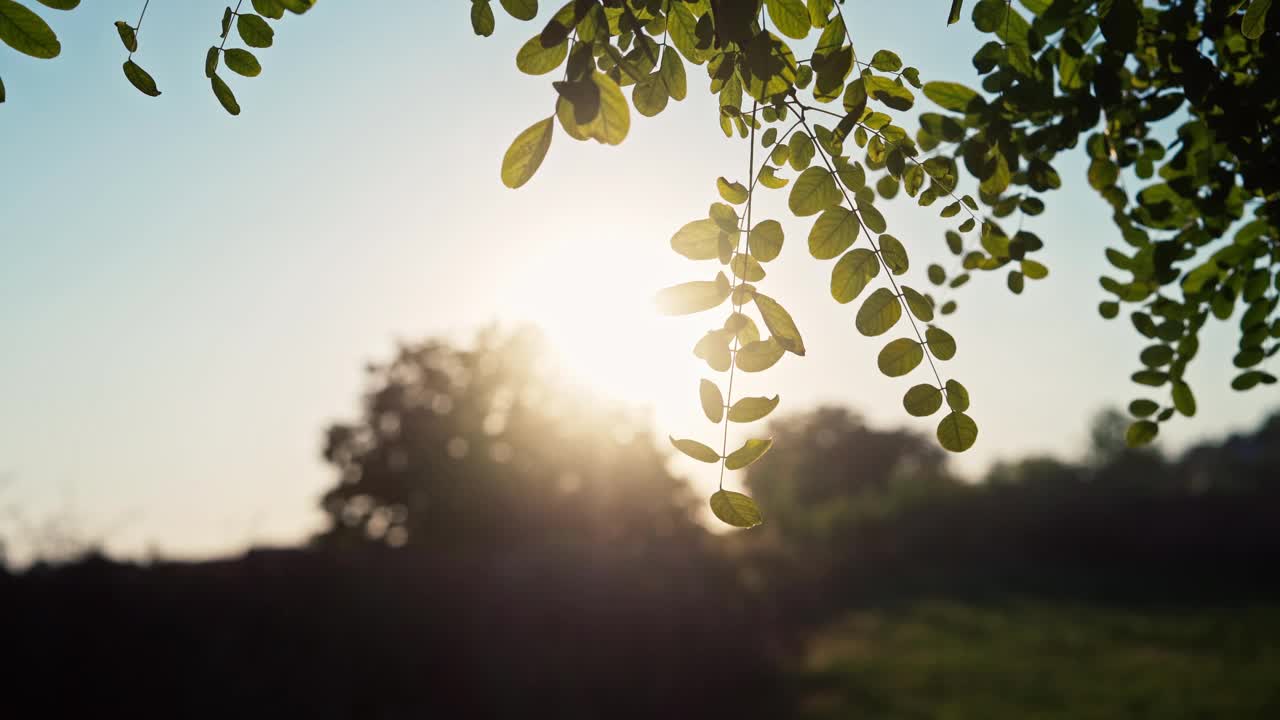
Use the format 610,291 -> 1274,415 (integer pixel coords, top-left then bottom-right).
901,286 -> 934,322
694,329 -> 734,372
0,74 -> 5,103
35,0 -> 78,8
1100,0 -> 1139,53
749,220 -> 784,262
736,338 -> 786,372
471,0 -> 495,36
278,0 -> 316,13
709,202 -> 739,233
709,490 -> 763,528
858,201 -> 887,234
501,116 -> 554,189
672,219 -> 725,260
1125,420 -> 1158,447
516,33 -> 567,75
658,47 -> 687,101
499,0 -> 537,21
729,395 -> 780,423
753,293 -> 805,356
0,0 -> 61,58
210,72 -> 240,115
923,81 -> 979,112
1171,381 -> 1196,417
865,75 -> 914,111
204,46 -> 220,78
904,384 -> 944,416
831,248 -> 879,304
670,436 -> 720,463
758,165 -> 789,189
878,234 -> 909,274
856,287 -> 902,336
766,0 -> 810,39
252,0 -> 285,20
122,59 -> 160,97
223,48 -> 261,77
220,6 -> 232,38
878,338 -> 924,377
724,313 -> 760,346
1243,0 -> 1271,39
717,176 -> 749,204
632,73 -> 670,117
236,13 -> 274,48
655,272 -> 731,316
937,411 -> 978,452
700,379 -> 724,423
925,326 -> 956,360
869,49 -> 902,72
945,379 -> 969,412
559,72 -> 630,145
948,0 -> 964,24
809,207 -> 860,259
725,438 -> 774,470
731,254 -> 766,282
789,167 -> 841,216
1129,399 -> 1159,418
114,21 -> 136,53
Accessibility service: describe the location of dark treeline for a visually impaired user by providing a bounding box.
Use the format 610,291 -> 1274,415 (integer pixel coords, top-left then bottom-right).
4,329 -> 1278,716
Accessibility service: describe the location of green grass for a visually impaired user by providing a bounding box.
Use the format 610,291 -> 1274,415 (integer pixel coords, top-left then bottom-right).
794,601 -> 1280,720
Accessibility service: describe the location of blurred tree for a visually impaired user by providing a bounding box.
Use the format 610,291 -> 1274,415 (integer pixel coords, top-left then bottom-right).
744,406 -> 958,548
318,327 -> 703,553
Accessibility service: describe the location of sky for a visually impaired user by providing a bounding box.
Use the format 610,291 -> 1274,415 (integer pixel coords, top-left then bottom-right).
1,1 -> 1274,564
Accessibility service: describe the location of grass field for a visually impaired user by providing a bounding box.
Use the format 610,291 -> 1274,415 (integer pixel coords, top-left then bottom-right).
794,601 -> 1280,719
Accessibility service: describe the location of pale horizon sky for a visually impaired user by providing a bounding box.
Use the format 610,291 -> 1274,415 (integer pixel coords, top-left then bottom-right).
2,2 -> 1274,565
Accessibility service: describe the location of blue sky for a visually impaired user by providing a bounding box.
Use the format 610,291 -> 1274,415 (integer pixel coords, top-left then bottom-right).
1,1 -> 1273,563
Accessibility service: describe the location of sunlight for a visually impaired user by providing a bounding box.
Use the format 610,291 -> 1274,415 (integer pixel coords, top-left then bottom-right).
503,238 -> 689,412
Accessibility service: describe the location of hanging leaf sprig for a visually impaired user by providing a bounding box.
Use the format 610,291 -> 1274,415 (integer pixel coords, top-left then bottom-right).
205,0 -> 316,116
117,1 -> 160,97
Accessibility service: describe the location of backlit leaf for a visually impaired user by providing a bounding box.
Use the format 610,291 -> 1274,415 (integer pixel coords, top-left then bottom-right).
736,338 -> 785,372
809,206 -> 860,259
0,0 -> 61,58
937,411 -> 978,452
728,395 -> 780,423
725,438 -> 773,470
122,59 -> 160,96
223,48 -> 261,77
655,272 -> 731,316
516,33 -> 567,75
1125,420 -> 1158,447
925,326 -> 956,360
945,379 -> 969,411
210,72 -> 240,115
114,21 -> 136,53
501,116 -> 554,189
499,0 -> 537,21
766,0 -> 810,39
904,384 -> 944,416
856,287 -> 902,336
672,219 -> 725,260
709,490 -> 763,528
878,234 -> 909,274
670,436 -> 720,463
717,177 -> 749,204
831,248 -> 879,304
789,167 -> 841,216
749,220 -> 784,262
753,293 -> 805,355
878,338 -> 924,377
236,13 -> 274,48
700,379 -> 724,423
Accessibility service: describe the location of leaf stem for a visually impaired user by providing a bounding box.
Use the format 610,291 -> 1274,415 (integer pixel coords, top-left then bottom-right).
718,97 -> 759,491
789,102 -> 950,399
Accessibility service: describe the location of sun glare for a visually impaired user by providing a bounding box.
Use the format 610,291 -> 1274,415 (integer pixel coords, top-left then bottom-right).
505,240 -> 689,411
